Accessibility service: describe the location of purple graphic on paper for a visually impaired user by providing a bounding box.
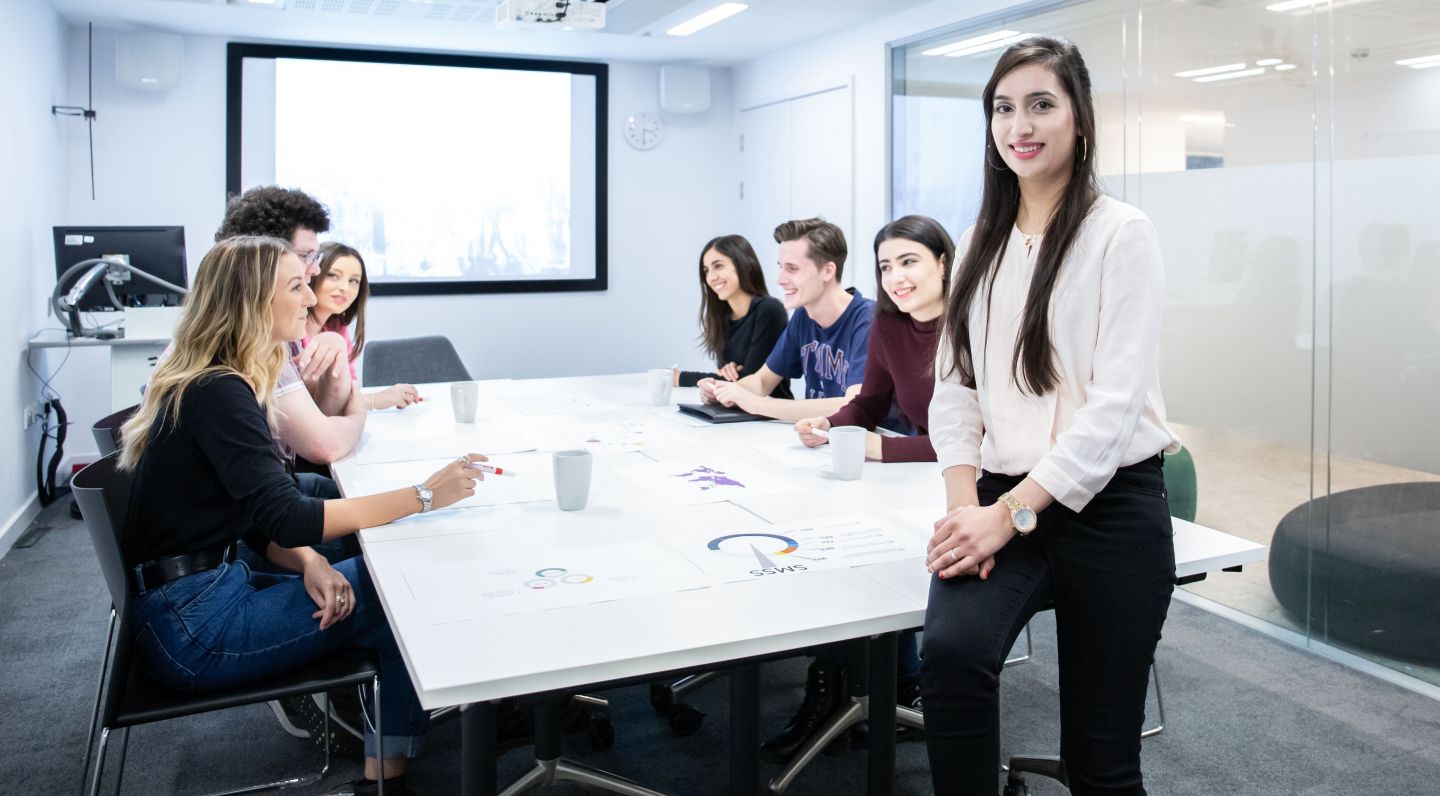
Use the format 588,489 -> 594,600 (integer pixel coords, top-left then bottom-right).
671,465 -> 745,491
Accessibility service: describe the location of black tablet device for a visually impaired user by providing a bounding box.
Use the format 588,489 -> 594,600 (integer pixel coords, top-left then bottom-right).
676,402 -> 767,424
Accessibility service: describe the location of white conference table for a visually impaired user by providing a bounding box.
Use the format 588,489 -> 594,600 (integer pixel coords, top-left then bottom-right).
330,373 -> 1266,796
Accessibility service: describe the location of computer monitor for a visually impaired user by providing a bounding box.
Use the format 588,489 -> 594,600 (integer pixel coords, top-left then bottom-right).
53,226 -> 188,311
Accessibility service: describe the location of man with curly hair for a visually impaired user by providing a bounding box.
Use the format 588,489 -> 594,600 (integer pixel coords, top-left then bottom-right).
215,186 -> 366,465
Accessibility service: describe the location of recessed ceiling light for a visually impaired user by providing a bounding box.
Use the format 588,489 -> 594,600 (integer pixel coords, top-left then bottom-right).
230,0 -> 286,8
1175,63 -> 1247,79
944,33 -> 1033,58
1193,67 -> 1267,83
1265,0 -> 1323,11
666,3 -> 748,37
1256,58 -> 1283,66
1411,61 -> 1440,70
1396,54 -> 1440,66
922,30 -> 1021,57
1274,63 -> 1298,71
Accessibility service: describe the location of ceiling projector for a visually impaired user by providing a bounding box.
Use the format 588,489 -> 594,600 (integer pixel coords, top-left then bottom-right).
496,0 -> 607,30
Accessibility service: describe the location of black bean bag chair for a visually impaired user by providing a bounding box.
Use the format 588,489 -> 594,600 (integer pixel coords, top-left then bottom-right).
1269,482 -> 1440,664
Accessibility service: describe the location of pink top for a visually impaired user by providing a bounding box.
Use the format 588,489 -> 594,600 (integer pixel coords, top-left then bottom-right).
300,319 -> 358,381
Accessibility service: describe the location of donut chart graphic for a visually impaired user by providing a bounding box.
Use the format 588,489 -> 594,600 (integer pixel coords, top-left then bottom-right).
707,532 -> 800,569
523,567 -> 594,590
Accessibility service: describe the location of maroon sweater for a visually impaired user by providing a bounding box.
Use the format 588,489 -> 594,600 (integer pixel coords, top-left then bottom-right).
826,311 -> 938,463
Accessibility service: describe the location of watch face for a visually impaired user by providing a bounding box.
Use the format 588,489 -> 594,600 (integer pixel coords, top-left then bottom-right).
1014,507 -> 1037,532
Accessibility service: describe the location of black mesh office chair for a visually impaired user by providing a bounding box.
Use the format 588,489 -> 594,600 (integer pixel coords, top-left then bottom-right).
74,454 -> 386,795
361,336 -> 471,387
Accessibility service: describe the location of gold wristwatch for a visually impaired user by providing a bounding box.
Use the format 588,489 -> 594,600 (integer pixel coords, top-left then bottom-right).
998,492 -> 1038,536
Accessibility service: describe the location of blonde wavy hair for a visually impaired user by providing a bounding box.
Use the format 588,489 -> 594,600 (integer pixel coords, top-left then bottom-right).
119,236 -> 293,470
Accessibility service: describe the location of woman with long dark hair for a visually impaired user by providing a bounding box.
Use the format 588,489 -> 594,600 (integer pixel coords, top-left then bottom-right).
794,214 -> 954,462
302,241 -> 420,411
675,234 -> 792,399
922,37 -> 1180,795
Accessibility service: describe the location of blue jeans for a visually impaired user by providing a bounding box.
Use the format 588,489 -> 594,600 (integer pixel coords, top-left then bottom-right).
132,555 -> 428,758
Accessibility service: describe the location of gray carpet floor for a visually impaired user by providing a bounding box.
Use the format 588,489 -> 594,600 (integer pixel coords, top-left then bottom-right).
3,498 -> 1439,795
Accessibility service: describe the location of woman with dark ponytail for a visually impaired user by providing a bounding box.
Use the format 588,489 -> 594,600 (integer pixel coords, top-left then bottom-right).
922,37 -> 1181,795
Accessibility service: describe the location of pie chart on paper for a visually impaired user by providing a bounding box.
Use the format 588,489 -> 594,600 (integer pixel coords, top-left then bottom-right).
707,532 -> 801,568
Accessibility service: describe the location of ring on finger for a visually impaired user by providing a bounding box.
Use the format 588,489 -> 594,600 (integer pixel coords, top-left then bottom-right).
948,548 -> 958,563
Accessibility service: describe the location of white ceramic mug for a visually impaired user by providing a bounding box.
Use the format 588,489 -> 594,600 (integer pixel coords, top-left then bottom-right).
828,426 -> 866,481
450,381 -> 479,423
647,368 -> 674,406
553,449 -> 594,511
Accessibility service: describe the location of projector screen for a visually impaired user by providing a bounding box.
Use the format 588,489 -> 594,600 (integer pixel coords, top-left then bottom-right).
226,44 -> 607,295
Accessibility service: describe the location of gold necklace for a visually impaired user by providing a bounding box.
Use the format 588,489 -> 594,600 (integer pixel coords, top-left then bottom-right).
1022,231 -> 1040,253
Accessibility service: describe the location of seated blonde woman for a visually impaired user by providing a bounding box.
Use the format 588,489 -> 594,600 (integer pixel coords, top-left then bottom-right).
120,235 -> 484,795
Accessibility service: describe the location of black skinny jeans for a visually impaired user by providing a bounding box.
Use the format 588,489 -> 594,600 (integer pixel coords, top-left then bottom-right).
922,456 -> 1175,796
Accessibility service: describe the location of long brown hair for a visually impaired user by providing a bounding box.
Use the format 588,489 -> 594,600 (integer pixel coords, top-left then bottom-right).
310,241 -> 369,360
873,215 -> 956,316
941,36 -> 1101,395
697,235 -> 770,361
120,237 -> 289,470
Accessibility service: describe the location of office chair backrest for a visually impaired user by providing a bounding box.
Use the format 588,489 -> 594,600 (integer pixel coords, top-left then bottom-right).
361,335 -> 472,387
91,405 -> 139,456
73,452 -> 140,724
73,453 -> 134,616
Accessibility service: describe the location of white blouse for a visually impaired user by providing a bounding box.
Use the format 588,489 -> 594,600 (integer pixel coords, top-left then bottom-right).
929,195 -> 1181,512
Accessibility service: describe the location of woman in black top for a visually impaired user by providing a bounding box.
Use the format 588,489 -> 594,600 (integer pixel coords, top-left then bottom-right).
676,234 -> 792,399
120,236 -> 481,795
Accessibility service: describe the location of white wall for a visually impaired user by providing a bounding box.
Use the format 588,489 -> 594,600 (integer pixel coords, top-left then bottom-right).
1,1 -> 69,556
732,0 -> 1026,297
40,28 -> 740,462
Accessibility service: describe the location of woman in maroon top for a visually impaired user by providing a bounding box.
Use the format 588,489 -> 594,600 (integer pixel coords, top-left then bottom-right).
795,214 -> 954,461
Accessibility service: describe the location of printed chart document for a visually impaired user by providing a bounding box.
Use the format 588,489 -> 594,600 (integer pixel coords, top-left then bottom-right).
402,541 -> 712,623
356,422 -> 543,465
668,515 -> 928,584
613,455 -> 800,505
546,418 -> 700,455
342,451 -> 555,509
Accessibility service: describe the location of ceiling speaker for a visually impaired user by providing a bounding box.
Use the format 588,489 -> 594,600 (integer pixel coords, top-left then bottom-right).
660,65 -> 710,115
115,33 -> 183,91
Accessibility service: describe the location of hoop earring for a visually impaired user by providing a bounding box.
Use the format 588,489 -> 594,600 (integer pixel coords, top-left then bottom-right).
1078,135 -> 1088,163
986,143 -> 1009,171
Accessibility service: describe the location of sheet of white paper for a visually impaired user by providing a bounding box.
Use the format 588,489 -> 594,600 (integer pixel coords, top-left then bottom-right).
355,423 -> 544,465
546,419 -> 699,455
343,451 -> 556,508
751,442 -> 832,469
402,541 -> 712,623
503,392 -> 619,417
649,406 -> 712,427
613,455 -> 801,505
888,506 -> 949,534
668,515 -> 928,584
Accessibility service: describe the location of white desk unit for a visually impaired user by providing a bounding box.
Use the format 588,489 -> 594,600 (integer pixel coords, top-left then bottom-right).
27,329 -> 170,413
330,374 -> 1266,796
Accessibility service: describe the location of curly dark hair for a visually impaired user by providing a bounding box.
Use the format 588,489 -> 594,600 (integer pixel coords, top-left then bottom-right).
214,186 -> 330,243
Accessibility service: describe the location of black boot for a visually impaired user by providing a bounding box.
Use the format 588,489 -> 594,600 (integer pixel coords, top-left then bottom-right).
760,661 -> 847,763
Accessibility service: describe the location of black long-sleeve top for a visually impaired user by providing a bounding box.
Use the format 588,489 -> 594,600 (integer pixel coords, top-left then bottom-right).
679,294 -> 794,400
123,373 -> 325,568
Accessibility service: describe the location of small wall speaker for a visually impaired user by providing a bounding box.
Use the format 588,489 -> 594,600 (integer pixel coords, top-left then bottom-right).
115,33 -> 183,91
660,65 -> 710,115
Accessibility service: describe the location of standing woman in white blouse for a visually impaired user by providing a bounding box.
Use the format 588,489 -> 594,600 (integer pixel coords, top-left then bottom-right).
922,36 -> 1181,796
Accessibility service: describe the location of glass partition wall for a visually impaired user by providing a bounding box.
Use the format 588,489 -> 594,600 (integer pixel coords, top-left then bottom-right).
894,0 -> 1440,687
